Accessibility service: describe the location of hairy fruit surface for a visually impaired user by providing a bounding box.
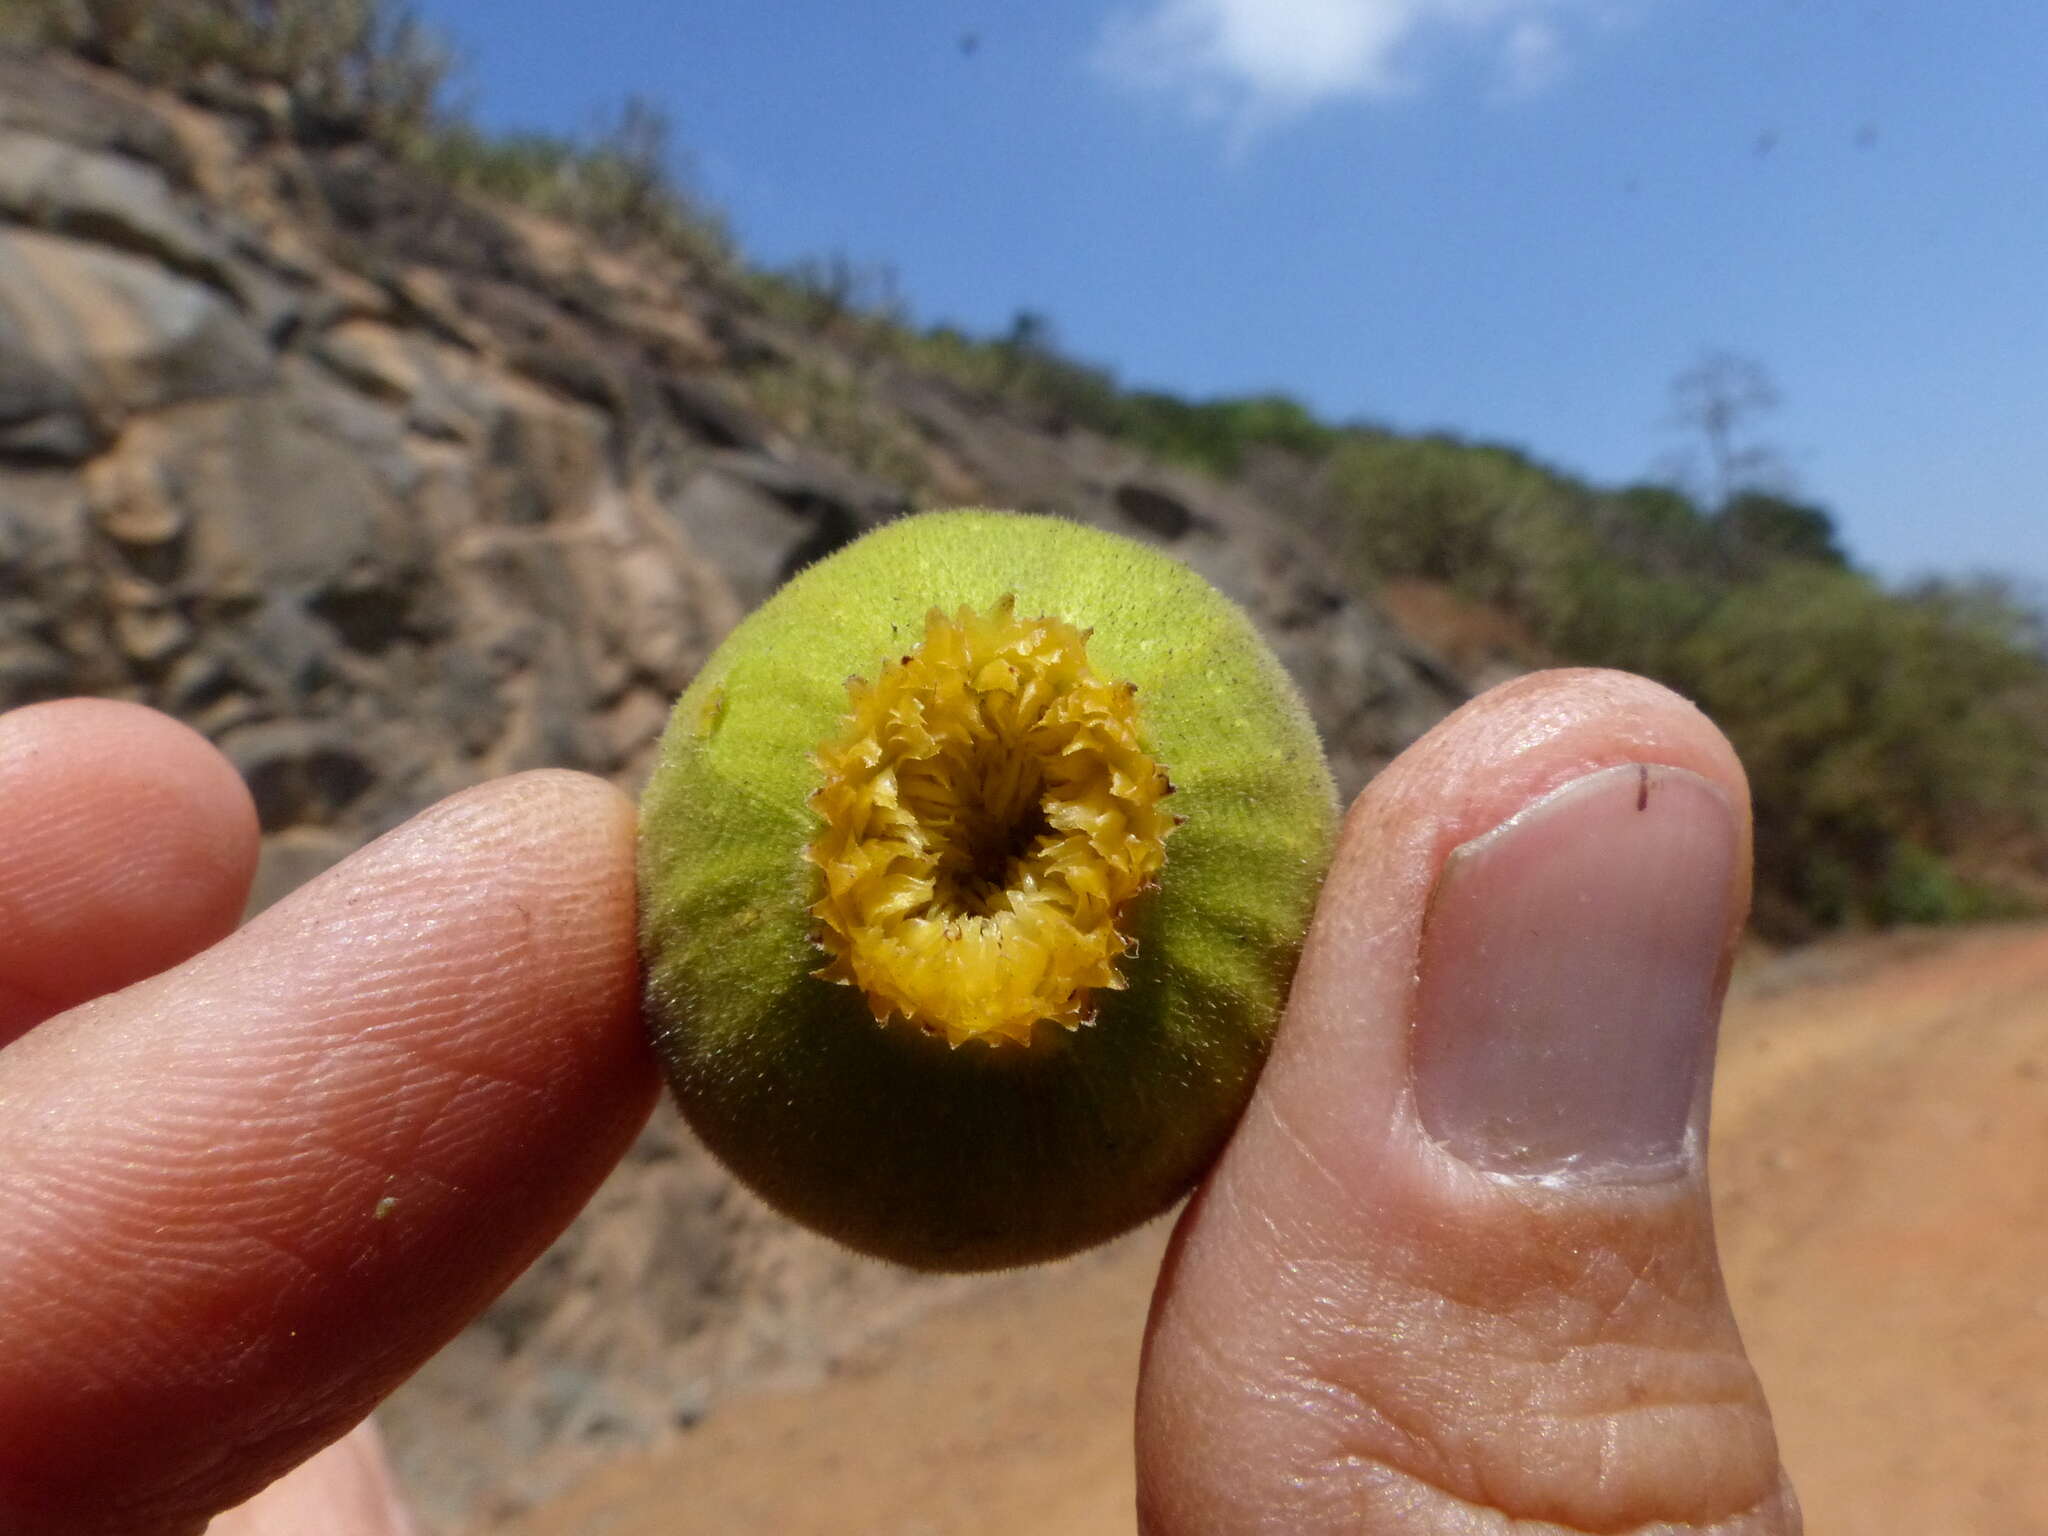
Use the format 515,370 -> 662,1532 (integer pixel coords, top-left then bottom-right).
639,511 -> 1337,1270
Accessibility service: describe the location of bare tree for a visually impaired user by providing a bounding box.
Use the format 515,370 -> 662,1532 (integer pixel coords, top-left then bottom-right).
1662,351 -> 1793,509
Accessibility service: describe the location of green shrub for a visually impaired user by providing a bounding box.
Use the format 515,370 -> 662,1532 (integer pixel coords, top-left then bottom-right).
1872,841 -> 2028,926
411,98 -> 729,270
745,361 -> 930,494
1715,491 -> 1849,573
888,320 -> 1333,474
1108,392 -> 1336,477
1321,433 -> 1596,609
747,255 -> 906,346
1672,566 -> 2048,932
4,0 -> 449,142
1316,425 -> 2047,935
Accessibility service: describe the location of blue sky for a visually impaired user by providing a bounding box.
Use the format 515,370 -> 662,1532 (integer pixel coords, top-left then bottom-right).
412,0 -> 2046,594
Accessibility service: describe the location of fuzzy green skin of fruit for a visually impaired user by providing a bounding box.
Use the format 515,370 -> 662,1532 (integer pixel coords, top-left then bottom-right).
639,510 -> 1337,1271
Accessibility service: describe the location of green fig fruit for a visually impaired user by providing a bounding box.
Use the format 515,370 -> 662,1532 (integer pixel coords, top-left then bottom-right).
639,510 -> 1337,1270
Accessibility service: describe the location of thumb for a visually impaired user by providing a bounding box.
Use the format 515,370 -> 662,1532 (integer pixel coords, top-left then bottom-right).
1137,670 -> 1799,1534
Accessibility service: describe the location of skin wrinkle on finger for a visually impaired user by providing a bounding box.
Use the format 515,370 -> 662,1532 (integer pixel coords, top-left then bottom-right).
36,1041 -> 560,1307
1296,1456 -> 1795,1536
1191,1162 -> 1758,1504
1,1056 -> 427,1398
8,772 -> 612,1144
1138,671 -> 1788,1536
0,771 -> 654,1534
1230,1087 -> 1772,1530
1243,1088 -> 1363,1220
4,1026 -> 499,1296
0,982 -> 574,1401
1214,1336 -> 1781,1536
2,884 -> 638,1523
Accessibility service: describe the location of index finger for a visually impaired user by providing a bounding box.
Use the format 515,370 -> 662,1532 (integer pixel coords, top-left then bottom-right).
0,771 -> 657,1536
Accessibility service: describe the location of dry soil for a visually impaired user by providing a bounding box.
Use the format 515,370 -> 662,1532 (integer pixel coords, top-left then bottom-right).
502,923 -> 2048,1536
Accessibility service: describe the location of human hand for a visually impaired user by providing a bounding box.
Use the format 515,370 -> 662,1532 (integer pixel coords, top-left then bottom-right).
0,699 -> 655,1535
1136,667 -> 1799,1532
0,671 -> 1796,1534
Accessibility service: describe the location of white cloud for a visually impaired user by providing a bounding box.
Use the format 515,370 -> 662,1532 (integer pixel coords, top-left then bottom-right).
1094,0 -> 1615,122
1498,17 -> 1568,97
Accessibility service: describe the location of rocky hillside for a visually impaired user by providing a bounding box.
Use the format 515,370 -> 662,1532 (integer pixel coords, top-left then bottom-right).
0,47 -> 1469,1530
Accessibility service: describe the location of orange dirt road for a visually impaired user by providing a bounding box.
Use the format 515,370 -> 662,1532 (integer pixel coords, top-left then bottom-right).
509,923 -> 2048,1536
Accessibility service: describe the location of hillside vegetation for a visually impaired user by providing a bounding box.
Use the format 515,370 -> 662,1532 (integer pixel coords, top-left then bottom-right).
856,319 -> 2048,933
8,0 -> 2045,938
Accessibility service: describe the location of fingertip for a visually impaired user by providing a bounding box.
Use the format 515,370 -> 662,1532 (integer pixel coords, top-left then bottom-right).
1266,668 -> 1752,1156
0,696 -> 261,848
1334,667 -> 1749,892
229,766 -> 653,1164
0,699 -> 259,1039
248,768 -> 643,1070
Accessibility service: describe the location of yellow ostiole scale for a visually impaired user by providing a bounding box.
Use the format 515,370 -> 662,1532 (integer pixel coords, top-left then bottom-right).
805,595 -> 1176,1046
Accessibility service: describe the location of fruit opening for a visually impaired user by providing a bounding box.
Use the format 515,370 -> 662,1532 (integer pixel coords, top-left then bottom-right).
807,595 -> 1176,1047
